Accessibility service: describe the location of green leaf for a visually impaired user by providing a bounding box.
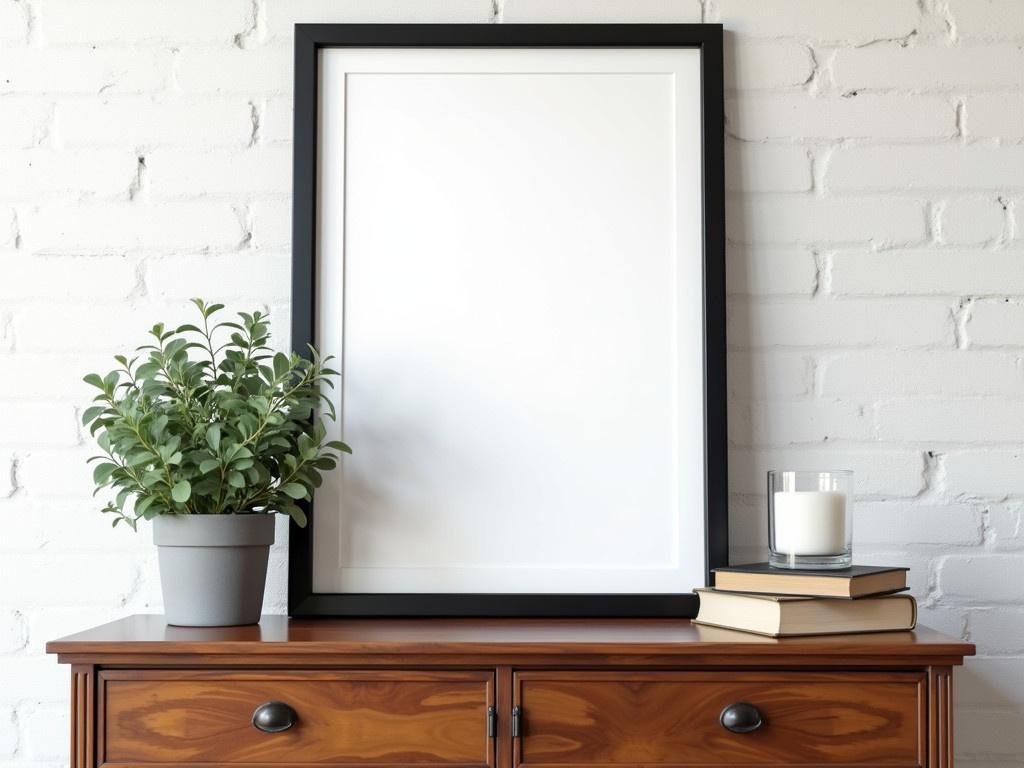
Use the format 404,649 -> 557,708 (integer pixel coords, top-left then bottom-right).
206,424 -> 221,452
92,462 -> 117,485
81,405 -> 106,424
272,352 -> 290,379
83,373 -> 105,390
287,506 -> 308,527
227,471 -> 246,488
280,483 -> 307,500
199,459 -> 221,474
171,480 -> 191,503
135,495 -> 156,516
150,414 -> 169,440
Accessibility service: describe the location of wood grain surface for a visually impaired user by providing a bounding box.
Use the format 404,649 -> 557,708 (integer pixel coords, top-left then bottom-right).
47,615 -> 975,668
100,670 -> 494,766
514,671 -> 925,767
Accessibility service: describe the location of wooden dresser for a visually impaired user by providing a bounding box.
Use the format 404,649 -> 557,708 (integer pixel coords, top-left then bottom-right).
48,615 -> 974,768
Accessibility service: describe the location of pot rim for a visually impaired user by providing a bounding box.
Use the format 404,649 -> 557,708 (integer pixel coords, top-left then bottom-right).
152,513 -> 276,547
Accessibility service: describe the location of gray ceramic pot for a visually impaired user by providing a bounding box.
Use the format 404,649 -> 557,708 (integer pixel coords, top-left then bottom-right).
153,514 -> 275,627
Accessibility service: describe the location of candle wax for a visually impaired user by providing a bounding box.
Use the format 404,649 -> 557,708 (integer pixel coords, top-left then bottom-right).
773,490 -> 847,556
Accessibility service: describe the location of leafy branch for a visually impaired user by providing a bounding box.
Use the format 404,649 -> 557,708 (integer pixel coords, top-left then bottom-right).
83,299 -> 351,530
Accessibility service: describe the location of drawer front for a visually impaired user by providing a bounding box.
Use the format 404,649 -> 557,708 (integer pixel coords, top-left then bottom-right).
514,671 -> 925,767
100,670 -> 494,766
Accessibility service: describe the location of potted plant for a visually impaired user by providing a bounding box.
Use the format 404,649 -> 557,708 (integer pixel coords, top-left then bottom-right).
83,299 -> 350,626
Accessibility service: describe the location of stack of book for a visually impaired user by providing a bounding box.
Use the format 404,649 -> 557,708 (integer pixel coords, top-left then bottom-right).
694,563 -> 916,637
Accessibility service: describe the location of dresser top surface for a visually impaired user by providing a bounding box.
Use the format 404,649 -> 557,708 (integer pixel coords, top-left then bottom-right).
47,614 -> 975,662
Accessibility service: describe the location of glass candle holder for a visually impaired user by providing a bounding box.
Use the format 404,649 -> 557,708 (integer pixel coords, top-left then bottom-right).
768,470 -> 853,570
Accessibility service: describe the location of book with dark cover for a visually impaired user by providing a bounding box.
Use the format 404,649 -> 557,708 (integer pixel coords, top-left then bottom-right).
712,563 -> 909,599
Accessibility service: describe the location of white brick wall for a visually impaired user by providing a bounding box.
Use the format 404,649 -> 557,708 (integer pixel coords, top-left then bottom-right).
1,1 -> 1022,765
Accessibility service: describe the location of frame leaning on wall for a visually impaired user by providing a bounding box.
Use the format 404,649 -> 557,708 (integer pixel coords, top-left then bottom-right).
289,23 -> 727,618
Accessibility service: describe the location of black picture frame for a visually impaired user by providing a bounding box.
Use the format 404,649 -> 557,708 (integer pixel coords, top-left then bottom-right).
289,23 -> 727,618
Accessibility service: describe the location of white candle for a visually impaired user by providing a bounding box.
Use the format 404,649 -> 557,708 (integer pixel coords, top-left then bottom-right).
773,490 -> 847,556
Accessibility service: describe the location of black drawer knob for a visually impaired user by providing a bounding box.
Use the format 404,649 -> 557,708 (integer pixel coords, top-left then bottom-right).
720,702 -> 763,734
252,701 -> 297,733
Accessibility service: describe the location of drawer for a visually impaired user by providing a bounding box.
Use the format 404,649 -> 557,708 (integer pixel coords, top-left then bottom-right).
514,671 -> 925,767
99,670 -> 495,766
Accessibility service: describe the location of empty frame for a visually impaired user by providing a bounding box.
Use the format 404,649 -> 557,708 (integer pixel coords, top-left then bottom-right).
290,24 -> 726,617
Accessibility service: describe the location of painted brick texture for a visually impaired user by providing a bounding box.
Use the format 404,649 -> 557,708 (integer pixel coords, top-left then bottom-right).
0,1 -> 1022,765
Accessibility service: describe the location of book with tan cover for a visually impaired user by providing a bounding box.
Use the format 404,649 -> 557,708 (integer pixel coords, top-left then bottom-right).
694,588 -> 918,638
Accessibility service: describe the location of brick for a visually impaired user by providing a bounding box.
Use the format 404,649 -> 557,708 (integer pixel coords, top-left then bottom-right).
729,447 -> 925,496
725,141 -> 811,192
831,250 -> 1024,296
13,301 -> 200,353
262,96 -> 292,144
970,609 -> 1024,654
967,94 -> 1024,140
729,399 -> 871,445
0,609 -> 25,653
39,500 -> 147,552
21,705 -> 67,761
120,556 -> 164,612
727,94 -> 953,141
0,46 -> 171,95
0,99 -> 51,149
969,299 -> 1024,347
829,145 -> 1024,192
25,606 -> 124,651
945,451 -> 1024,497
251,199 -> 291,250
0,209 -> 15,248
0,499 -> 43,550
728,298 -> 952,348
18,202 -> 243,253
0,553 -> 137,606
915,605 -> 967,638
727,351 -> 812,400
265,0 -> 494,38
0,254 -> 138,299
957,709 -> 1024,756
726,246 -> 817,296
834,42 -> 1024,91
725,39 -> 813,90
15,448 -> 96,498
853,551 -> 931,596
40,0 -> 252,44
728,494 -> 766,548
715,0 -> 919,43
502,0 -> 701,22
0,353 -> 119,401
958,657 -> 1024,707
950,0 -> 1024,40
146,252 -> 290,300
146,147 -> 291,197
0,455 -> 13,498
0,403 -> 78,447
0,149 -> 138,200
821,351 -> 1024,397
987,503 -> 1024,550
0,707 -> 15,759
942,198 -> 1008,246
58,97 -> 253,149
854,503 -> 982,545
727,196 -> 926,246
0,655 -> 70,704
0,0 -> 27,44
876,398 -> 1024,443
175,46 -> 292,94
